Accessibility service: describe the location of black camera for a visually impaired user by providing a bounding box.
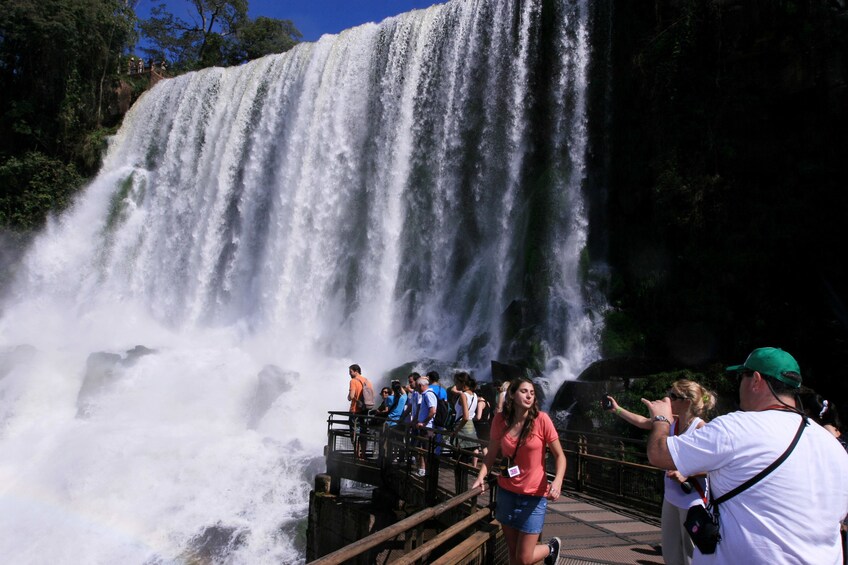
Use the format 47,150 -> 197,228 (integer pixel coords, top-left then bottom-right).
601,394 -> 613,411
680,479 -> 693,494
684,505 -> 721,554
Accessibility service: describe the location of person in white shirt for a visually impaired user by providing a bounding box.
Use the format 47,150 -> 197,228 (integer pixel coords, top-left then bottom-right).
605,379 -> 716,565
644,347 -> 848,564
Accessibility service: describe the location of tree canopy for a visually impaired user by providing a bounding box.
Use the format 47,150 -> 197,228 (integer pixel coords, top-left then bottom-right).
0,0 -> 301,231
138,0 -> 302,71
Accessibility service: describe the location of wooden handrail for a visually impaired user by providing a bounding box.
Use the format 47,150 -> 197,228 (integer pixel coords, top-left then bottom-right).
309,486 -> 486,564
430,530 -> 492,565
389,506 -> 492,565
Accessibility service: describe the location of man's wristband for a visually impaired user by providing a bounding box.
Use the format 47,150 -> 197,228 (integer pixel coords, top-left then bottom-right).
615,407 -> 622,415
652,415 -> 671,425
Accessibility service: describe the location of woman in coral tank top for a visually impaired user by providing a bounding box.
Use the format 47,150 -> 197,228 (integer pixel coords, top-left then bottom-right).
473,376 -> 566,565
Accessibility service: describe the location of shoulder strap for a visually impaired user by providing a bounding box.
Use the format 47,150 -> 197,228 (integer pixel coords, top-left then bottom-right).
713,414 -> 807,505
512,417 -> 531,459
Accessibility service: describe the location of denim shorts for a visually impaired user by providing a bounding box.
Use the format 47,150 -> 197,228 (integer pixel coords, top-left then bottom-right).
495,486 -> 547,534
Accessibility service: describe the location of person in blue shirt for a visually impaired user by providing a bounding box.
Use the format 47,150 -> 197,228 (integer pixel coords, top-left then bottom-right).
427,371 -> 448,401
386,380 -> 407,426
426,371 -> 448,454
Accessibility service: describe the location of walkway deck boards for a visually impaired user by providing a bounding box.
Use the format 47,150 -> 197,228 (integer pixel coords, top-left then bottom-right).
542,495 -> 662,564
429,459 -> 663,564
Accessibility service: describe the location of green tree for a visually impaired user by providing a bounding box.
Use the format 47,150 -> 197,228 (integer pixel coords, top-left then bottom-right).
0,152 -> 84,230
139,0 -> 300,71
0,0 -> 136,230
228,16 -> 302,63
0,0 -> 136,157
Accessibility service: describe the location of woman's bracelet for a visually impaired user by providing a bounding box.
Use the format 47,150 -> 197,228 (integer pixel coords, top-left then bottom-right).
615,407 -> 623,415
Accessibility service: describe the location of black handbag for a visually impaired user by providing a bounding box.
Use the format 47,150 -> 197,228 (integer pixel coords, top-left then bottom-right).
684,413 -> 807,554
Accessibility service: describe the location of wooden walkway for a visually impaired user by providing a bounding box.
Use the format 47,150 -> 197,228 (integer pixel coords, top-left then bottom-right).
342,454 -> 664,564
541,494 -> 662,564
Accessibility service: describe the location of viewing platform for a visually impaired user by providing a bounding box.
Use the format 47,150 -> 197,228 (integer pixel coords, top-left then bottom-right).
307,412 -> 667,564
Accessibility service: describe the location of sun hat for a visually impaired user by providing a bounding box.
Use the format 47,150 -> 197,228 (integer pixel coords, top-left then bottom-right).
726,347 -> 802,389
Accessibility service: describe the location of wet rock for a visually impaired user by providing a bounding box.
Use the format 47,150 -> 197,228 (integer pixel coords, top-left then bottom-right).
76,347 -> 158,417
76,352 -> 123,417
181,524 -> 247,564
246,365 -> 299,429
123,345 -> 156,366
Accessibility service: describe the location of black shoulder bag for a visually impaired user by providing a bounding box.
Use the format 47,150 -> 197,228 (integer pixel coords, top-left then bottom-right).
684,413 -> 807,554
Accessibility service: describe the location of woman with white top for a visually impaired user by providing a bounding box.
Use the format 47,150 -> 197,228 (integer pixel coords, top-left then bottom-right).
604,380 -> 716,565
451,372 -> 479,458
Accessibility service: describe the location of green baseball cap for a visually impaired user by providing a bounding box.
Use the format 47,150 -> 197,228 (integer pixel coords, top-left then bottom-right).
726,347 -> 802,388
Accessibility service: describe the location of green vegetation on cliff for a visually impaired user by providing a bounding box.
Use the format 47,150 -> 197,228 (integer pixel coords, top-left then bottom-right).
598,1 -> 848,400
0,0 -> 300,232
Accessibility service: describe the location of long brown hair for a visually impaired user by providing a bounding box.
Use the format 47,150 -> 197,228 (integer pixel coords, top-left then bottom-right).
503,376 -> 539,446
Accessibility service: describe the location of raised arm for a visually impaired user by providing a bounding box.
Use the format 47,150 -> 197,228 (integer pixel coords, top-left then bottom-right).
641,397 -> 677,470
604,395 -> 653,429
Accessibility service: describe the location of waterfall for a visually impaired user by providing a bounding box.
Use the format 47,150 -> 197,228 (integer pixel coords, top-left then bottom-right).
0,0 -> 602,562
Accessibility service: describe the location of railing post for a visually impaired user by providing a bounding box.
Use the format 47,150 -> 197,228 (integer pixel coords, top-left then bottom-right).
426,433 -> 439,505
618,440 -> 625,497
455,458 -> 467,496
577,434 -> 587,491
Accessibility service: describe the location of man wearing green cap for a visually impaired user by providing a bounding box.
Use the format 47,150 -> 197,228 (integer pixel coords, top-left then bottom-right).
643,347 -> 848,564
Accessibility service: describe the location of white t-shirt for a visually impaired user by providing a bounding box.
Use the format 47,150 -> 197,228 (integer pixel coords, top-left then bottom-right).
664,416 -> 708,509
418,389 -> 437,428
668,410 -> 848,565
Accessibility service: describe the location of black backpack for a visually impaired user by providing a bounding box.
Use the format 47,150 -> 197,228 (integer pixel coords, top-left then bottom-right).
428,389 -> 454,428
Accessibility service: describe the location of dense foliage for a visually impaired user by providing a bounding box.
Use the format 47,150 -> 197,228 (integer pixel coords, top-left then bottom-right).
0,0 -> 136,230
596,1 -> 848,404
0,0 -> 300,232
138,1 -> 301,72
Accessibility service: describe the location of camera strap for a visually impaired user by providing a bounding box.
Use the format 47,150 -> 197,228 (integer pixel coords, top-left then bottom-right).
690,479 -> 708,506
711,412 -> 807,509
509,417 -> 531,461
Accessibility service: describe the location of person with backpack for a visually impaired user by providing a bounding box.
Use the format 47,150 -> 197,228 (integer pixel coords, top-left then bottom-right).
347,364 -> 375,460
414,376 -> 438,476
425,371 -> 452,455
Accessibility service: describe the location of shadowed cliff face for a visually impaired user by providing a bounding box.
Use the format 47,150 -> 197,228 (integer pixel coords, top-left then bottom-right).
595,0 -> 848,409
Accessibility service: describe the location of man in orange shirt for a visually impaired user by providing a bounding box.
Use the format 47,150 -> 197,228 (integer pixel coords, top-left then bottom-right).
348,364 -> 372,459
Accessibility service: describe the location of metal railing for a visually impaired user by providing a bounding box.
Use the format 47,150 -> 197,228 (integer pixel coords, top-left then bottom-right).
559,429 -> 664,515
326,411 -> 663,514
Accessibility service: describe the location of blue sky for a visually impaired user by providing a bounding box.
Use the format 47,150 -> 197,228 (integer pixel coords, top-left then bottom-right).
135,0 -> 445,42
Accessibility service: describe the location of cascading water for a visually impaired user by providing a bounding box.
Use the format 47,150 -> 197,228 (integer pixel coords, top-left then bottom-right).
0,0 -> 603,562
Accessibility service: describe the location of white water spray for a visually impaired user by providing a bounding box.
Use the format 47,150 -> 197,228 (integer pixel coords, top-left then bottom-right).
0,0 -> 601,562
